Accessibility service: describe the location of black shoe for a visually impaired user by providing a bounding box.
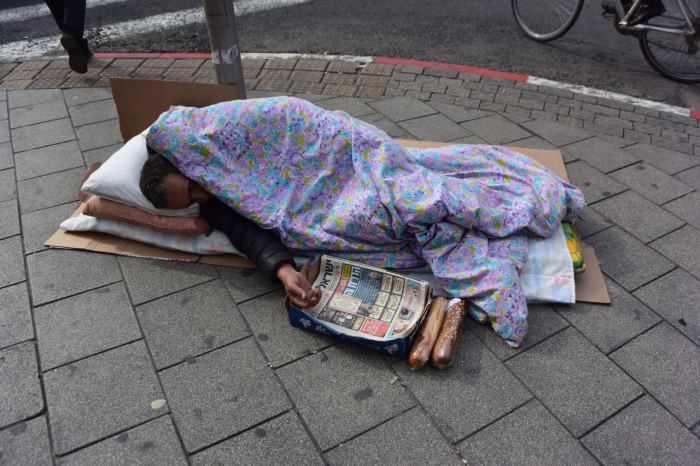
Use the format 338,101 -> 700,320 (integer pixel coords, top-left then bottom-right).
627,1 -> 666,25
79,38 -> 93,61
60,33 -> 89,74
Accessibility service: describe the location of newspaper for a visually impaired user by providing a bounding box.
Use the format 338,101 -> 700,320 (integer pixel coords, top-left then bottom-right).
305,255 -> 432,342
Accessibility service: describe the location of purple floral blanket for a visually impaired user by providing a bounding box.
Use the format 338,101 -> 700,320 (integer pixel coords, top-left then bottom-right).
146,96 -> 585,347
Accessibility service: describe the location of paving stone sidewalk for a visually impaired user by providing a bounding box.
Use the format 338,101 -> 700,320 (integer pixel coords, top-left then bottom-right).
1,60 -> 700,465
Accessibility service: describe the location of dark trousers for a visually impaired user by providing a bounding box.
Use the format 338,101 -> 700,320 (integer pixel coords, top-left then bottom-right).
44,0 -> 86,41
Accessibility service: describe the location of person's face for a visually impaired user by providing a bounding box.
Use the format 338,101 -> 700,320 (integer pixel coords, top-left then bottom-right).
161,172 -> 211,209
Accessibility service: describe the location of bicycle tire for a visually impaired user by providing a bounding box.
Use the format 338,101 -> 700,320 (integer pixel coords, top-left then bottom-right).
512,0 -> 585,42
639,28 -> 700,83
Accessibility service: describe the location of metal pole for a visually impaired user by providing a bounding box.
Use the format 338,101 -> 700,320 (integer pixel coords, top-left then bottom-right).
203,0 -> 247,98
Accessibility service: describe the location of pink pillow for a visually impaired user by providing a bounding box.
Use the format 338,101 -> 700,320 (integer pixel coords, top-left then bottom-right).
84,196 -> 210,237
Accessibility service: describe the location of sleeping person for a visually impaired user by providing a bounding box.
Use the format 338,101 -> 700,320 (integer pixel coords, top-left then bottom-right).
141,96 -> 585,348
139,152 -> 322,310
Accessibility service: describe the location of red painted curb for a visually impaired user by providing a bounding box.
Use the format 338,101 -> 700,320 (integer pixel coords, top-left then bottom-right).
94,52 -> 210,59
375,56 -> 529,82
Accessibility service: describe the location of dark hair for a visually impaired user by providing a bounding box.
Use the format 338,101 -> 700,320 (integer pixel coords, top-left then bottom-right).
140,149 -> 179,208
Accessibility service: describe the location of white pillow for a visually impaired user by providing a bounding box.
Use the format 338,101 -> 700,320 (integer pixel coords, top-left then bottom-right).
60,214 -> 242,256
80,134 -> 200,217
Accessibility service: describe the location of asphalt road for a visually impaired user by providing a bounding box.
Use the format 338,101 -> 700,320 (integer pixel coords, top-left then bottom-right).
3,0 -> 700,107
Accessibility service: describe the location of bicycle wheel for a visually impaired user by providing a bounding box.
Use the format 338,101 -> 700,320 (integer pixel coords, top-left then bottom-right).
512,0 -> 584,42
639,7 -> 700,83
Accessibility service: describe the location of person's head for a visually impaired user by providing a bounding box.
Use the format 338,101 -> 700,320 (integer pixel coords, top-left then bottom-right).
140,146 -> 211,209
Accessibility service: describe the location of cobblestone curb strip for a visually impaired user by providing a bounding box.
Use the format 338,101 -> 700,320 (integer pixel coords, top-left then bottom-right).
2,52 -> 700,157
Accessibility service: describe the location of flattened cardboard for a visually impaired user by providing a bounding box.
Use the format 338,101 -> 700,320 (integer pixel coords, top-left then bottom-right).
110,77 -> 240,140
45,78 -> 609,304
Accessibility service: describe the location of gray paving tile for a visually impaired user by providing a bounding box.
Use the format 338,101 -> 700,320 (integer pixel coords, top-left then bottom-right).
279,344 -> 415,450
510,135 -> 558,150
356,112 -> 410,138
0,119 -> 8,144
597,132 -> 631,147
160,339 -> 289,452
521,120 -> 593,146
9,99 -> 68,129
555,278 -> 660,354
396,331 -> 531,442
675,165 -> 700,190
611,322 -> 700,427
467,304 -> 568,361
191,412 -> 323,466
216,265 -> 280,303
582,396 -> 700,465
17,166 -> 83,213
461,115 -> 532,144
665,192 -> 700,230
35,283 -> 140,370
0,416 -> 52,466
450,134 -> 489,145
82,142 -> 122,165
325,408 -> 462,466
75,119 -> 123,151
27,249 -> 121,306
0,236 -> 26,289
651,226 -> 700,280
575,207 -> 614,239
624,142 -> 700,175
398,113 -> 472,141
562,137 -> 638,173
8,89 -> 63,109
562,160 -> 627,204
426,100 -> 493,123
0,342 -> 43,429
368,96 -> 437,121
63,87 -> 113,107
68,99 -> 118,127
10,118 -> 75,153
585,226 -> 675,291
0,100 -> 6,120
44,341 -> 167,455
58,416 -> 187,466
0,168 -> 17,202
292,93 -> 330,102
136,280 -> 249,369
506,327 -> 642,437
0,198 -> 20,240
315,96 -> 374,116
0,282 -> 33,350
21,201 -> 78,254
459,400 -> 596,466
611,162 -> 693,205
239,290 -> 334,368
118,256 -> 218,305
0,142 -> 12,170
592,190 -> 685,243
634,269 -> 700,346
14,140 -> 84,180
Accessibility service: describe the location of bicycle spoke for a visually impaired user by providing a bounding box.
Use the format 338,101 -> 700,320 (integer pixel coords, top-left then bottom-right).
512,0 -> 582,41
641,24 -> 700,81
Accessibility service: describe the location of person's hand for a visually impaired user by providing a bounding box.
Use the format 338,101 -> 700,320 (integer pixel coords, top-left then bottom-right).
276,263 -> 322,309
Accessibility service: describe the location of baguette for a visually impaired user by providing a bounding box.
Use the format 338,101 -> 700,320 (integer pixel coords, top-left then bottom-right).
407,297 -> 447,371
430,299 -> 466,370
